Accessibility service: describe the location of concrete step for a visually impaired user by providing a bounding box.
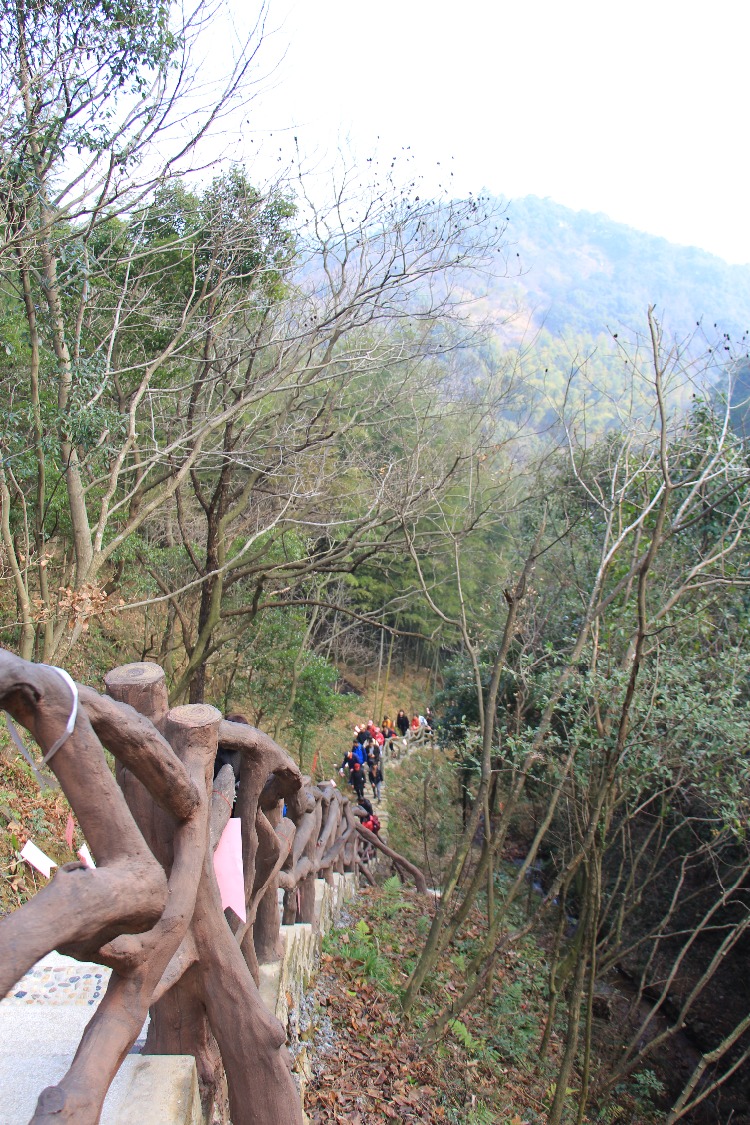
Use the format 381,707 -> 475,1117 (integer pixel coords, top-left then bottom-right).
1,957 -> 201,1124
0,1034 -> 201,1124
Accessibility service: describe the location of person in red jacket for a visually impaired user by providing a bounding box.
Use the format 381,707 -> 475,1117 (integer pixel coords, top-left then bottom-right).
362,811 -> 381,835
355,798 -> 381,835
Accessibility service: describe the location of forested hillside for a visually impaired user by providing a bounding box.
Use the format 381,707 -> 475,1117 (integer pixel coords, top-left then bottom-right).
446,194 -> 750,441
488,194 -> 750,341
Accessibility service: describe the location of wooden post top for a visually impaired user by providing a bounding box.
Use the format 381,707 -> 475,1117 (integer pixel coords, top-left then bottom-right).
105,662 -> 166,687
104,662 -> 169,729
168,704 -> 222,729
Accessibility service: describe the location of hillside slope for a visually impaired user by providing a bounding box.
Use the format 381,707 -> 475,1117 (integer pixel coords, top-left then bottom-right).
481,194 -> 750,342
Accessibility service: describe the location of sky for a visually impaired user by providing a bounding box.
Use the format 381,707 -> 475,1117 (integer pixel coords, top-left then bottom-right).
216,0 -> 750,265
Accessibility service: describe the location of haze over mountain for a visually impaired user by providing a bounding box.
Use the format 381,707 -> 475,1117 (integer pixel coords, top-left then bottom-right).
487,194 -> 750,344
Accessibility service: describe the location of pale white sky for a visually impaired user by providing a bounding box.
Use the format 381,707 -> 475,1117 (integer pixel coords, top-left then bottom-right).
218,0 -> 750,264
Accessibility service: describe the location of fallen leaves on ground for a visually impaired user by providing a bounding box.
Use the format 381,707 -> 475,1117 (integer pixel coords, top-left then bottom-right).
307,966 -> 444,1123
304,887 -> 536,1124
0,752 -> 75,914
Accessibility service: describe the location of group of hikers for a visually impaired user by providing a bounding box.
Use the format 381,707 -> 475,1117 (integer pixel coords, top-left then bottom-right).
214,704 -> 435,833
338,708 -> 435,813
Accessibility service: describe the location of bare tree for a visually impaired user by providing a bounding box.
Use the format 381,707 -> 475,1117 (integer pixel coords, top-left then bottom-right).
0,0 -> 274,657
398,312 -> 750,1123
0,0 -> 511,676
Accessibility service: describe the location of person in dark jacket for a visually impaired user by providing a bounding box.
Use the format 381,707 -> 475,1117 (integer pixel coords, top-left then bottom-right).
214,711 -> 248,814
369,758 -> 382,801
366,738 -> 382,801
396,709 -> 409,737
340,739 -> 363,771
339,745 -> 366,801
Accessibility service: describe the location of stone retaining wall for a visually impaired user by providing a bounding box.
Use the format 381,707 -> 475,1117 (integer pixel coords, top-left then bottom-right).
260,873 -> 358,1121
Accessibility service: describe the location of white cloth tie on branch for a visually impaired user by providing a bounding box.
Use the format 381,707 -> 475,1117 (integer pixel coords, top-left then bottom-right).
4,664 -> 79,788
20,839 -> 57,879
39,666 -> 78,762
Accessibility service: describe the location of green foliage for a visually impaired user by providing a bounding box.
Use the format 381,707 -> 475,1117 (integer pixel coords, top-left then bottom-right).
2,0 -> 179,169
448,1018 -> 484,1055
415,914 -> 430,937
330,917 -> 393,988
593,1104 -> 627,1124
27,808 -> 50,836
489,981 -> 543,1069
137,171 -> 295,326
543,1082 -> 578,1110
222,606 -> 343,755
629,1069 -> 666,1107
442,1105 -> 497,1125
372,874 -> 409,919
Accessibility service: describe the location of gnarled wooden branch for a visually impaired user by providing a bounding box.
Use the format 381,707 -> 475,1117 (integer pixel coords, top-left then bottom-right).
79,684 -> 200,820
355,822 -> 429,894
1,650 -> 405,1125
0,652 -> 167,1000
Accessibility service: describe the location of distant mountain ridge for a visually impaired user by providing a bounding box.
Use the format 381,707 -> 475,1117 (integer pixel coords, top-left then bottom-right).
485,194 -> 750,342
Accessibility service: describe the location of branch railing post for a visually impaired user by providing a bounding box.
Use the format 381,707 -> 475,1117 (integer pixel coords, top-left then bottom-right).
0,649 -> 429,1124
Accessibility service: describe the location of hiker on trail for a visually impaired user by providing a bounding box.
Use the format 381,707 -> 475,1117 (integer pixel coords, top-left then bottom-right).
396,710 -> 409,737
351,759 -> 366,801
343,737 -> 367,769
367,738 -> 383,801
367,736 -> 381,764
369,759 -> 382,801
354,797 -> 381,838
410,714 -> 420,731
381,717 -> 397,756
361,808 -> 381,835
339,743 -> 366,802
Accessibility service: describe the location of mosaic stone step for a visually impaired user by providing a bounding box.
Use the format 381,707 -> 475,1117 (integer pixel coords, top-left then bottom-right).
4,950 -> 111,1006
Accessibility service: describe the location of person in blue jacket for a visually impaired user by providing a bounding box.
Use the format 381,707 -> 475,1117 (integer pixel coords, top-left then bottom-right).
339,739 -> 366,800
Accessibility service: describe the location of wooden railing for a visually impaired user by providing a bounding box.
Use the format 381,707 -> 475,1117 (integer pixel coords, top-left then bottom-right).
0,651 -> 425,1124
383,724 -> 434,761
